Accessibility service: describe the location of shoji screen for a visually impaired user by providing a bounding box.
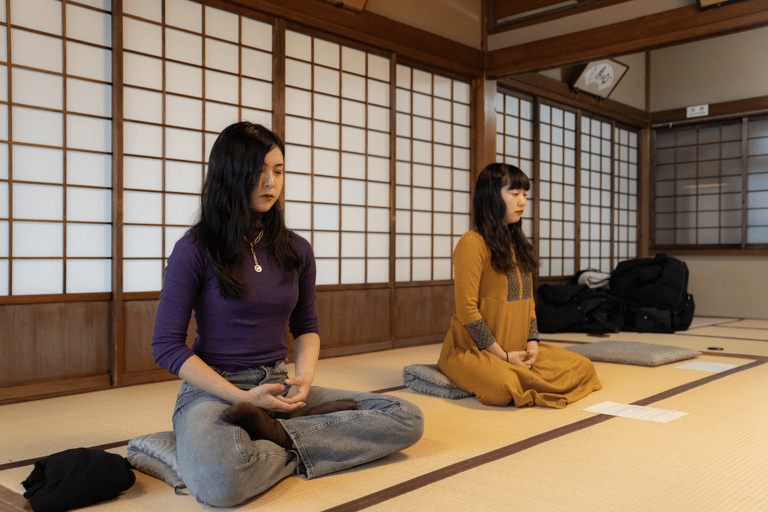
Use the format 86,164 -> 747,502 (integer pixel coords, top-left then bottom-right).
496,91 -> 534,237
747,117 -> 768,245
538,103 -> 576,278
580,115 -> 614,272
0,0 -> 112,296
395,65 -> 471,282
282,31 -> 391,285
612,126 -> 638,268
121,0 -> 273,292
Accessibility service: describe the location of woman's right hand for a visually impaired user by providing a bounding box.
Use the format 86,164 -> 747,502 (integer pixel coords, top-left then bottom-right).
243,383 -> 305,413
506,350 -> 532,368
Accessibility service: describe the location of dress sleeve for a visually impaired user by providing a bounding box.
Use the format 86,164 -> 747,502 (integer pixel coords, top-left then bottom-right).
453,233 -> 497,350
151,233 -> 203,376
528,274 -> 541,343
288,234 -> 319,338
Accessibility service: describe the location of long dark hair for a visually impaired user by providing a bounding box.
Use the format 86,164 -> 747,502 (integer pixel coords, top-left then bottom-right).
195,122 -> 301,299
473,163 -> 538,274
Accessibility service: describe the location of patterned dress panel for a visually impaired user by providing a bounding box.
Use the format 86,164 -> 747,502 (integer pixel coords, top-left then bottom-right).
521,272 -> 532,300
506,270 -> 520,301
463,319 -> 497,350
528,317 -> 540,342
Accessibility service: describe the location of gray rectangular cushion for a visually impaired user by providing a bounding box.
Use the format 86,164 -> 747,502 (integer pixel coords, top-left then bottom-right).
127,431 -> 186,493
565,340 -> 700,367
403,364 -> 472,399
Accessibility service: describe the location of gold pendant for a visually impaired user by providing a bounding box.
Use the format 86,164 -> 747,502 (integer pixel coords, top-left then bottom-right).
254,264 -> 262,272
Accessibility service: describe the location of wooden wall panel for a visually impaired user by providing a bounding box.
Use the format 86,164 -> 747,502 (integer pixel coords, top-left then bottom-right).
122,299 -> 194,386
314,288 -> 393,357
393,284 -> 454,347
0,302 -> 110,393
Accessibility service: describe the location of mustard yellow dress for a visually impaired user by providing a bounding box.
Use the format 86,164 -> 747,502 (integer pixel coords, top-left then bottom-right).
438,230 -> 602,408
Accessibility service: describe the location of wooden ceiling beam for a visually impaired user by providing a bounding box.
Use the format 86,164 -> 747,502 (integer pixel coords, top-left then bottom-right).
487,1 -> 768,78
212,0 -> 485,77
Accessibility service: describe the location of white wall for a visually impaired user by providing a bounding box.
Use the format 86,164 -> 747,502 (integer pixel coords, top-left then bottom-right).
650,26 -> 768,112
677,255 -> 768,320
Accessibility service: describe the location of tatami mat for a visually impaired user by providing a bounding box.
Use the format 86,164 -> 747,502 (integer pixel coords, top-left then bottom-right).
1,316 -> 766,511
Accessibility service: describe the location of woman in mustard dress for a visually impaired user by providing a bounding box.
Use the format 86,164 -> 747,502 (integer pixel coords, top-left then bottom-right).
438,163 -> 602,408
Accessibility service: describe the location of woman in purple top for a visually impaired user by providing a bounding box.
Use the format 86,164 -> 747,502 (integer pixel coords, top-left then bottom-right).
152,122 -> 424,507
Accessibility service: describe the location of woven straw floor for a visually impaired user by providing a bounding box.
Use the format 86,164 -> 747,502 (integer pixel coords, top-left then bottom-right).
2,316 -> 766,512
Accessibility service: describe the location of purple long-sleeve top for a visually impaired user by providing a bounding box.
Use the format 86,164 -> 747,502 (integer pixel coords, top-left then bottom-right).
151,229 -> 319,375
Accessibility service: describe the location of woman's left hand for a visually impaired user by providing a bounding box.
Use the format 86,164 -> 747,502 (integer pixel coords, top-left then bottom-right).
281,374 -> 313,404
525,341 -> 539,366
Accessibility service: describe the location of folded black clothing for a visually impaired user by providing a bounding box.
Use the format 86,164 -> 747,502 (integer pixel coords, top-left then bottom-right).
22,447 -> 135,512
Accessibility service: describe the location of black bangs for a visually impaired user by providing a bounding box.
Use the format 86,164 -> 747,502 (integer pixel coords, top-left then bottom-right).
504,165 -> 531,191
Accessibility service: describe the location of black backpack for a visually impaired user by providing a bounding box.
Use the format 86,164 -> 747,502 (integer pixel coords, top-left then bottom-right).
609,253 -> 695,333
536,284 -> 625,334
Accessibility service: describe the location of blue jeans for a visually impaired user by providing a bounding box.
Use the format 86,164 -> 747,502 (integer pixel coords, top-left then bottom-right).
172,362 -> 424,507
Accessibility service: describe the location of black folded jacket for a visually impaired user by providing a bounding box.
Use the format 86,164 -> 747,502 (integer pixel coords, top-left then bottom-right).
21,448 -> 135,512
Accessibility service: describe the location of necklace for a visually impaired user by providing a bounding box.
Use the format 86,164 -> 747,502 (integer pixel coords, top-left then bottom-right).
245,229 -> 265,272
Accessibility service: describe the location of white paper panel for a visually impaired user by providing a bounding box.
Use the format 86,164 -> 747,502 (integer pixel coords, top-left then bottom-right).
242,17 -> 272,52
205,70 -> 238,104
123,259 -> 162,292
205,6 -> 238,42
412,93 -> 431,118
396,89 -> 411,114
13,184 -> 62,220
165,62 -> 201,96
165,193 -> 199,226
433,213 -> 451,235
314,93 -> 339,123
412,187 -> 431,211
67,187 -> 111,222
314,67 -> 339,97
12,107 -> 63,147
206,38 -> 238,73
341,46 -> 365,74
285,201 -> 312,230
124,0 -> 161,20
166,95 -> 202,129
366,156 -> 387,182
314,39 -> 339,69
367,182 -> 389,208
13,221 -> 62,257
67,115 -> 111,152
412,211 -> 431,234
123,17 -> 161,56
411,258 -> 431,281
367,259 -> 388,283
341,205 -> 365,231
313,204 -> 339,231
71,41 -> 112,82
341,258 -> 364,284
396,185 -> 411,210
165,28 -> 201,65
396,64 -> 411,88
124,156 -> 162,191
166,128 -> 203,161
68,78 -> 111,117
166,0 -> 201,32
124,191 -> 162,224
286,31 -> 311,60
13,68 -> 62,110
124,225 -> 162,258
453,213 -> 469,234
433,258 -> 451,280
367,207 -> 389,232
395,258 -> 410,281
313,176 -> 339,204
11,0 -> 60,33
286,59 -> 311,89
367,233 -> 388,257
0,221 -> 7,257
242,78 -> 272,111
13,259 -> 63,295
242,48 -> 272,81
314,149 -> 339,177
342,99 -> 365,128
124,122 -> 162,157
341,126 -> 363,153
205,102 -> 239,134
124,53 -> 162,89
312,231 -> 338,257
67,223 -> 111,257
66,259 -> 111,293
286,145 -> 311,174
315,258 -> 339,285
341,232 -> 364,257
316,121 -> 340,150
367,54 -> 389,82
13,146 -> 63,183
341,179 -> 364,206
285,117 -> 311,146
340,73 -> 364,103
166,161 -> 203,194
67,4 -> 110,46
